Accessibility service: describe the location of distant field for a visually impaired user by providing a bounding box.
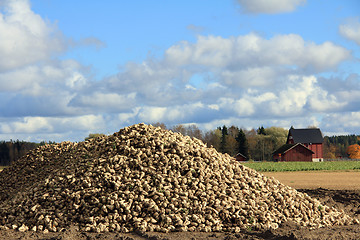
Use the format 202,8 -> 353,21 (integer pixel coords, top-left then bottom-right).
263,171 -> 360,190
241,161 -> 360,172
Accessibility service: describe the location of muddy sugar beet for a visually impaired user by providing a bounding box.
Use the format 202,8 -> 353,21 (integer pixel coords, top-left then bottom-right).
0,123 -> 358,233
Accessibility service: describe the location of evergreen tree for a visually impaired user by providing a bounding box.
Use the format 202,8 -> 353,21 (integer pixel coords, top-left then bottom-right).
257,126 -> 266,135
236,129 -> 249,158
220,125 -> 228,153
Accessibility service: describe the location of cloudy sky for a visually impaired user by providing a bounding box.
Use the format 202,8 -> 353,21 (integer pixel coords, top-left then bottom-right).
0,0 -> 360,142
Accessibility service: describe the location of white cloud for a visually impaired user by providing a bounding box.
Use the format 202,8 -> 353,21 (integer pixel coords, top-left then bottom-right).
0,114 -> 105,136
322,112 -> 360,135
218,91 -> 278,118
304,41 -> 351,70
0,116 -> 52,134
253,92 -> 278,103
339,18 -> 360,45
267,75 -> 334,116
272,75 -> 315,115
99,33 -> 352,119
0,0 -> 66,71
106,61 -> 181,101
137,102 -> 208,124
0,0 -> 94,119
0,0 -> 357,141
237,0 -> 306,14
69,92 -> 137,112
308,91 -> 346,112
65,72 -> 87,89
165,35 -> 233,67
96,33 -> 354,136
138,107 -> 167,123
165,34 -> 350,75
0,61 -> 90,117
0,61 -> 88,97
208,104 -> 219,110
336,90 -> 360,103
233,98 -> 255,116
117,108 -> 141,125
0,65 -> 40,92
221,67 -> 278,88
216,75 -> 347,119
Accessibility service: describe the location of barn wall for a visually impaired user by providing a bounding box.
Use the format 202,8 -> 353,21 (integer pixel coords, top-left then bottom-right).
236,155 -> 246,161
283,145 -> 313,162
307,143 -> 323,159
273,154 -> 281,161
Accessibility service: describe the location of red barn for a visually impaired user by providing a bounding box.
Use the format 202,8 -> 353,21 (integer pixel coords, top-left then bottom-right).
273,143 -> 314,162
273,127 -> 324,162
235,153 -> 247,161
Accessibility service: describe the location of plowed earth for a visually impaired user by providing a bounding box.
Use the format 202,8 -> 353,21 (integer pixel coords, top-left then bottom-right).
263,171 -> 360,190
1,171 -> 359,240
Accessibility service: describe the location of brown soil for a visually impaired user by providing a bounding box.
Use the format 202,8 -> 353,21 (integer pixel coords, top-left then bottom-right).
263,171 -> 360,190
1,171 -> 359,240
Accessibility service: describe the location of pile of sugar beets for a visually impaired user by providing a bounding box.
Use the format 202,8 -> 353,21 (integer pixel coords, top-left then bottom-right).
0,123 -> 358,233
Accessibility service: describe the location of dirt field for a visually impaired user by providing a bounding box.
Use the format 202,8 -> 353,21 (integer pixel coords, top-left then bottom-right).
263,170 -> 360,190
1,171 -> 359,240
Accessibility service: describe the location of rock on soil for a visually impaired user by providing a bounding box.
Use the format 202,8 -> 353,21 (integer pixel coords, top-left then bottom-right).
0,123 -> 358,234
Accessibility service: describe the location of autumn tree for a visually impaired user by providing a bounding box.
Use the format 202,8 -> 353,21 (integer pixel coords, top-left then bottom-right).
323,139 -> 338,159
85,133 -> 106,141
254,135 -> 274,161
203,128 -> 222,150
225,134 -> 238,156
265,126 -> 288,152
171,124 -> 202,140
245,129 -> 257,160
186,124 -> 202,140
171,124 -> 186,135
221,125 -> 241,156
347,144 -> 360,159
152,122 -> 167,130
324,135 -> 360,158
227,126 -> 239,138
241,126 -> 288,161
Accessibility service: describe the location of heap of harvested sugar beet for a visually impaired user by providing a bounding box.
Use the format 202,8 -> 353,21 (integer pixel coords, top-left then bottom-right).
0,123 -> 358,233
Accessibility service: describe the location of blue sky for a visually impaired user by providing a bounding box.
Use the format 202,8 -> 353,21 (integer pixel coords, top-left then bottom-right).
0,0 -> 360,142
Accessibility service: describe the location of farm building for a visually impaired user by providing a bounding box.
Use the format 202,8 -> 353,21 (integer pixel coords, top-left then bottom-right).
235,152 -> 247,161
273,143 -> 314,162
273,127 -> 324,162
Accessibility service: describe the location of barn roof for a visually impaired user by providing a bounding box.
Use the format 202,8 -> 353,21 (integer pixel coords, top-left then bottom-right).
235,152 -> 247,159
289,128 -> 324,143
273,143 -> 314,155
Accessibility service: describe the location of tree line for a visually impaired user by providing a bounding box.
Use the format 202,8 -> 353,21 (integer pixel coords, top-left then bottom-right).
1,124 -> 359,166
154,123 -> 360,160
153,123 -> 288,161
0,140 -> 56,166
323,135 -> 360,159
0,140 -> 39,165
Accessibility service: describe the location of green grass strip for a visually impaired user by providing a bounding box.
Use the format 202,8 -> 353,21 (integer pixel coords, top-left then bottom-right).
241,161 -> 360,172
